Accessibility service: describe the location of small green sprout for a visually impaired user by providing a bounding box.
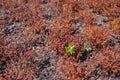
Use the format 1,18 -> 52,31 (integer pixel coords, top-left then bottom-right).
83,43 -> 90,52
66,44 -> 75,55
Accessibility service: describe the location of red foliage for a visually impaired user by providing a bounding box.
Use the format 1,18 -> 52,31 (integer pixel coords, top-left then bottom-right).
83,26 -> 111,49
78,10 -> 94,25
109,17 -> 120,39
0,39 -> 39,80
49,17 -> 85,57
86,0 -> 120,20
3,50 -> 38,80
0,0 -> 120,80
0,34 -> 7,62
100,47 -> 120,76
57,45 -> 120,79
89,45 -> 120,77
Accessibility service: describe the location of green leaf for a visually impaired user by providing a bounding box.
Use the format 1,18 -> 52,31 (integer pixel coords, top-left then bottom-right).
83,43 -> 90,52
66,44 -> 75,55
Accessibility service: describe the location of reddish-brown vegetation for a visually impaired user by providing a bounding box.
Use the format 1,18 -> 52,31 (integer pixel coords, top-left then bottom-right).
109,17 -> 120,39
86,0 -> 120,20
0,0 -> 120,80
83,26 -> 111,49
49,17 -> 85,56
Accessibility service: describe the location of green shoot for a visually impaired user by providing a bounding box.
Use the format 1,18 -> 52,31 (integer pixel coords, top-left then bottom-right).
83,43 -> 90,52
66,44 -> 75,55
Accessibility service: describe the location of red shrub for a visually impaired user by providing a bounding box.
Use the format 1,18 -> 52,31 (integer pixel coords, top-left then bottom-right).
0,34 -> 7,62
83,26 -> 111,49
109,17 -> 120,39
90,46 -> 120,77
78,10 -> 94,25
1,43 -> 39,80
86,0 -> 120,20
49,17 -> 85,56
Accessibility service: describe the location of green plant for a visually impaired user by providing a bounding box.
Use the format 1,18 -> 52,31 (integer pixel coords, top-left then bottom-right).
66,44 -> 75,55
83,43 -> 90,52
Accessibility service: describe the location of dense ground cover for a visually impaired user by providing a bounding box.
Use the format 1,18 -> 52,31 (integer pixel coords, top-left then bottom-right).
0,0 -> 120,80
